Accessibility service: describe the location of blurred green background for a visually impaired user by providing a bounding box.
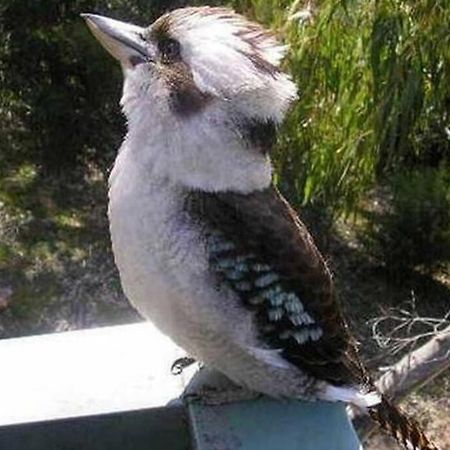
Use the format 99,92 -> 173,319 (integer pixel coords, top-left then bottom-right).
0,1 -> 449,447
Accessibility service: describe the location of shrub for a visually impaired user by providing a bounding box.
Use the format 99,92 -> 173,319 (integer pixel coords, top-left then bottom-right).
362,167 -> 450,274
0,0 -> 184,173
233,0 -> 450,216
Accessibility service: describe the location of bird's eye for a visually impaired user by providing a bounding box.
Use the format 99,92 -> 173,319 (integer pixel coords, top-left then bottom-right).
159,38 -> 181,62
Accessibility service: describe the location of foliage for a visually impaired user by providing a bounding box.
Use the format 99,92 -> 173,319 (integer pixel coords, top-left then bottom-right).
1,0 -> 448,202
0,0 -> 449,333
0,0 -> 185,335
233,0 -> 449,215
362,167 -> 450,274
0,0 -> 185,173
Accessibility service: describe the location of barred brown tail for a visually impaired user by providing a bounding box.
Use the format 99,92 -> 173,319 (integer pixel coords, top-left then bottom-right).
368,396 -> 439,450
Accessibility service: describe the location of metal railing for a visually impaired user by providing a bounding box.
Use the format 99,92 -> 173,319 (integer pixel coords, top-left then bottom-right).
0,323 -> 361,449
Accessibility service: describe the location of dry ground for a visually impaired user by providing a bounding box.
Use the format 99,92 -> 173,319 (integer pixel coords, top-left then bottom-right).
328,216 -> 450,449
366,387 -> 450,449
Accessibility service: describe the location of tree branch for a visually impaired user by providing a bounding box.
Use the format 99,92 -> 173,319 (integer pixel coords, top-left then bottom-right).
355,324 -> 450,439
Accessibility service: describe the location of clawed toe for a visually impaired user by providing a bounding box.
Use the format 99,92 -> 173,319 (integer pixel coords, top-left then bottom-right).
171,356 -> 197,375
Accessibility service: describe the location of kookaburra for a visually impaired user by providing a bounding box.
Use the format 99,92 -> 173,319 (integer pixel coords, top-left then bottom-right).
83,7 -> 438,450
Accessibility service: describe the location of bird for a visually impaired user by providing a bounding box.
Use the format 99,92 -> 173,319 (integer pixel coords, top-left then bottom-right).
82,7 -> 438,450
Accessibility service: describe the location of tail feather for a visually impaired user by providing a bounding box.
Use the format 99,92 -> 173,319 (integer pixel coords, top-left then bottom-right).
368,396 -> 439,450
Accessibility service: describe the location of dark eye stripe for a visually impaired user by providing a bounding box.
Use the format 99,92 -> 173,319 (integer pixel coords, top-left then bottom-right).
159,38 -> 181,62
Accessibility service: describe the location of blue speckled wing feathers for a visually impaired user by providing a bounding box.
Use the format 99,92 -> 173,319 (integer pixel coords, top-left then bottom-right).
184,186 -> 367,387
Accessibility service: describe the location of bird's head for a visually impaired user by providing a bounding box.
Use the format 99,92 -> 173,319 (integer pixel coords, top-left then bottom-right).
83,7 -> 297,193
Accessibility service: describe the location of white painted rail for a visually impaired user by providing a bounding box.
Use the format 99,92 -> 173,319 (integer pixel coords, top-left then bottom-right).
0,323 -> 362,450
0,323 -> 195,426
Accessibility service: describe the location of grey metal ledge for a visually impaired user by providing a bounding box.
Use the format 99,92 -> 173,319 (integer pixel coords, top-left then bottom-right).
0,323 -> 362,450
0,406 -> 189,450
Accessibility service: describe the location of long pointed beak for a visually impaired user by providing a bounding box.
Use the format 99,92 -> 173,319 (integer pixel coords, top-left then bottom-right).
82,14 -> 151,66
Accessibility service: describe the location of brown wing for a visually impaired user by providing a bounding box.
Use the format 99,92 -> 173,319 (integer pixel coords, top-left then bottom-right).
185,185 -> 367,387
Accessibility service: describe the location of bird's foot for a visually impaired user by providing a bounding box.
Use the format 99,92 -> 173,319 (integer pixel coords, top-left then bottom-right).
171,356 -> 197,375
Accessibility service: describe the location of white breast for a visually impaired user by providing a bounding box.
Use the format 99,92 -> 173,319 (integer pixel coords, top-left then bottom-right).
109,151 -> 192,338
107,145 -> 314,400
108,148 -> 252,351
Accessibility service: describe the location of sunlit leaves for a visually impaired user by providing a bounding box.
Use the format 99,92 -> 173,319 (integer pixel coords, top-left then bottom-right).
234,0 -> 450,216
